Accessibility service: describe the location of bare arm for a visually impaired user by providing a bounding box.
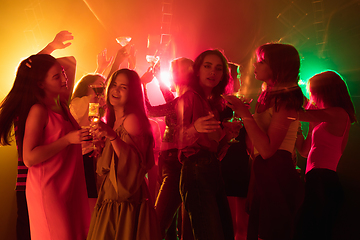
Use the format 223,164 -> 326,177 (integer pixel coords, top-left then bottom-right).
106,45 -> 131,82
223,95 -> 296,159
23,104 -> 84,167
95,49 -> 113,75
299,107 -> 347,124
295,122 -> 314,158
57,56 -> 76,104
38,31 -> 73,55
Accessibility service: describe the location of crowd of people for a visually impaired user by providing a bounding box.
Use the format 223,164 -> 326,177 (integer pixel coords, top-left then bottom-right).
0,30 -> 356,240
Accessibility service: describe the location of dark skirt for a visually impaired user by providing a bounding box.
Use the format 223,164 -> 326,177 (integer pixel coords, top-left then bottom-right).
83,152 -> 98,198
294,168 -> 343,240
220,127 -> 250,197
247,150 -> 304,240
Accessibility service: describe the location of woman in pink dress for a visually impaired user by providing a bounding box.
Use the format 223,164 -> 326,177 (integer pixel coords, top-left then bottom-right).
0,31 -> 90,240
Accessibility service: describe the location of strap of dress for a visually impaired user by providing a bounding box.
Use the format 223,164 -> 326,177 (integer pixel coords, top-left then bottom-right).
120,115 -> 128,128
342,115 -> 351,137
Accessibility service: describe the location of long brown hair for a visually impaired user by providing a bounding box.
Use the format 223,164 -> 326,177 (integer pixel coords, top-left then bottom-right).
189,49 -> 232,112
0,55 -> 57,158
104,69 -> 154,138
256,43 -> 304,111
308,71 -> 357,123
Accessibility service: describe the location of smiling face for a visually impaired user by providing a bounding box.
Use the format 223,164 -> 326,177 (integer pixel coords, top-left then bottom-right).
108,73 -> 129,109
39,63 -> 68,98
198,54 -> 224,94
253,53 -> 273,84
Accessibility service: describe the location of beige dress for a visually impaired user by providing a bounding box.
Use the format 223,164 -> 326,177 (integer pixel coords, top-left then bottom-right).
87,121 -> 161,240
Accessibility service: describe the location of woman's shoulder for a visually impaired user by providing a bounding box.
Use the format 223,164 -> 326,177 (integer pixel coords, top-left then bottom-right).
179,88 -> 204,103
27,103 -> 48,126
122,113 -> 143,136
29,103 -> 47,115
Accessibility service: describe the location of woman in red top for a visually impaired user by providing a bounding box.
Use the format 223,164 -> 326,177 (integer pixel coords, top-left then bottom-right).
177,49 -> 234,240
295,71 -> 357,240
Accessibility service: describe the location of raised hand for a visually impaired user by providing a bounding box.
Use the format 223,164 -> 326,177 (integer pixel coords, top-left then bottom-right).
96,49 -> 114,74
50,30 -> 74,50
141,68 -> 154,86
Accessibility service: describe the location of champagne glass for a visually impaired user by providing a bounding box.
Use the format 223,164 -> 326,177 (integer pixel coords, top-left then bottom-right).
89,83 -> 105,100
146,55 -> 160,66
88,102 -> 100,149
223,91 -> 252,143
116,36 -> 131,47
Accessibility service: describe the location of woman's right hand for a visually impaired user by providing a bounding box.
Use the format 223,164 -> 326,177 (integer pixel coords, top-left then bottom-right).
141,68 -> 154,86
96,49 -> 114,74
193,114 -> 221,133
90,121 -> 117,141
65,129 -> 89,144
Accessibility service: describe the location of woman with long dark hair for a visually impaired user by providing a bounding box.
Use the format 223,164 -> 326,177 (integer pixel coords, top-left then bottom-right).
177,49 -> 234,240
0,52 -> 91,239
86,69 -> 161,240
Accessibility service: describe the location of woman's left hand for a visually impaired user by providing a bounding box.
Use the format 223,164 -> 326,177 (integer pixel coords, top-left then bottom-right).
90,120 -> 117,141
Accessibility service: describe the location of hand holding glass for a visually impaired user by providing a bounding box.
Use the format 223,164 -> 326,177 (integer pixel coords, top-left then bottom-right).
223,91 -> 252,143
116,36 -> 131,47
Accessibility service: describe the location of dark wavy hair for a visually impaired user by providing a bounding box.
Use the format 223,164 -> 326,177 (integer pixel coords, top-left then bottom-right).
308,71 -> 357,123
72,74 -> 105,99
104,69 -> 153,138
256,43 -> 304,111
0,54 -> 57,157
189,49 -> 231,112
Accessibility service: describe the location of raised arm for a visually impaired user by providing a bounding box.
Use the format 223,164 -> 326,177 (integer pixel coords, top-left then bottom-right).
106,44 -> 132,82
38,30 -> 74,55
153,63 -> 175,102
95,49 -> 114,75
57,56 -> 76,104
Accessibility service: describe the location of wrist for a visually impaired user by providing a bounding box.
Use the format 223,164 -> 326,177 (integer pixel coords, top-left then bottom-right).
109,133 -> 118,141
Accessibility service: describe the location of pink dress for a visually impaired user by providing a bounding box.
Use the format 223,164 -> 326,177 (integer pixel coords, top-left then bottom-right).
26,105 -> 90,240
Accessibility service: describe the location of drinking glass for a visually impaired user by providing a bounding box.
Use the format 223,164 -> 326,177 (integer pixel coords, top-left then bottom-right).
89,83 -> 105,100
223,91 -> 252,143
88,102 -> 100,149
146,55 -> 160,66
116,36 -> 131,47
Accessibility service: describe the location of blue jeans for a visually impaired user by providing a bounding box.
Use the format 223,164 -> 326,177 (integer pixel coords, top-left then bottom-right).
180,150 -> 234,240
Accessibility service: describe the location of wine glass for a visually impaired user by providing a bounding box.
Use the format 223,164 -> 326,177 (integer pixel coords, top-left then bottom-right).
223,91 -> 252,143
116,36 -> 131,47
89,83 -> 105,100
146,55 -> 160,66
